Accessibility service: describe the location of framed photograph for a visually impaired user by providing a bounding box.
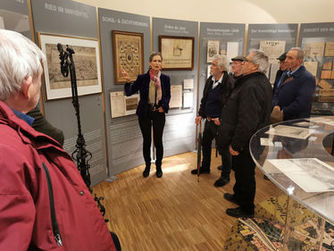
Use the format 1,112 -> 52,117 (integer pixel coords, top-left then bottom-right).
159,35 -> 194,70
112,30 -> 144,83
207,40 -> 220,63
38,33 -> 102,100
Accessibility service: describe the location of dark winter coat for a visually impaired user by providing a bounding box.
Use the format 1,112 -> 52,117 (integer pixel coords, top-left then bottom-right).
198,71 -> 235,118
218,72 -> 272,152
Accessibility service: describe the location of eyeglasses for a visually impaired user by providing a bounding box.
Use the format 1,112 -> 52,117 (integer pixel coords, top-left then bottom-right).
244,58 -> 255,65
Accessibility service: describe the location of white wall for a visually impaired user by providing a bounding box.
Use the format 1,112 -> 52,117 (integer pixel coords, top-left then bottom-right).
75,0 -> 334,23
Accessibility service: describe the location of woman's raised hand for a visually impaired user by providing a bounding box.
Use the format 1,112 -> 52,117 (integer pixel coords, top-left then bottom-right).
120,68 -> 130,82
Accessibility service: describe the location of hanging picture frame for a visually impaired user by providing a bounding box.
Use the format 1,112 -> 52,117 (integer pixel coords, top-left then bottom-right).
38,33 -> 102,100
159,35 -> 194,70
207,40 -> 220,63
112,30 -> 144,83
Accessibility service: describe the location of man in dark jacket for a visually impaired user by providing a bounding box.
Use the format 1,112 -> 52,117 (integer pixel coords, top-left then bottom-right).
272,52 -> 288,102
219,50 -> 272,218
191,55 -> 234,187
271,47 -> 315,122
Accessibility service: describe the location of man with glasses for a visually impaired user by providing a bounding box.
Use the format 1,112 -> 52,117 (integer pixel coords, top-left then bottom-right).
218,50 -> 272,218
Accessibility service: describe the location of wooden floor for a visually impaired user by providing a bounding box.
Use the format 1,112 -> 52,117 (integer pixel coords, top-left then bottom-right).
93,151 -> 280,251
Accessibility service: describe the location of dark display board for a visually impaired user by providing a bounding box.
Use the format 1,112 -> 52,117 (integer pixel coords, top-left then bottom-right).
98,8 -> 151,175
198,22 -> 245,108
152,17 -> 198,157
247,24 -> 298,84
0,0 -> 31,38
299,22 -> 334,115
30,0 -> 107,185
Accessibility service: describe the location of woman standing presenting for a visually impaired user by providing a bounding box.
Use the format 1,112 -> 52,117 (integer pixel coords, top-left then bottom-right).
123,52 -> 171,178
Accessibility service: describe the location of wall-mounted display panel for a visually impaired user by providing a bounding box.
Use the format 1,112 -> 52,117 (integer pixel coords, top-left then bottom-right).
99,8 -> 151,175
198,22 -> 245,112
38,33 -> 102,100
0,0 -> 31,38
31,0 -> 107,185
152,17 -> 198,157
247,24 -> 298,84
112,30 -> 144,83
299,23 -> 334,115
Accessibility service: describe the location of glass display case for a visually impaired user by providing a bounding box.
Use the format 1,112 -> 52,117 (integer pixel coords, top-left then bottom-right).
250,117 -> 334,250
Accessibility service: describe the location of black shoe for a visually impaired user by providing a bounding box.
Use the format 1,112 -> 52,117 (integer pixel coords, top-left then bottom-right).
224,193 -> 239,205
156,168 -> 163,178
214,177 -> 230,187
191,168 -> 210,175
143,166 -> 150,178
226,207 -> 254,218
217,165 -> 223,171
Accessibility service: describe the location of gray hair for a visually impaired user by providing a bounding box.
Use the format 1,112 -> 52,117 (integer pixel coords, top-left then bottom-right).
289,47 -> 304,60
0,29 -> 45,100
212,54 -> 228,71
249,49 -> 269,73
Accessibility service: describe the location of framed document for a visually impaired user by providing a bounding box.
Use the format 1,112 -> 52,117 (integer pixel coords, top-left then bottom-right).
38,33 -> 102,100
110,91 -> 139,118
112,30 -> 144,83
207,40 -> 220,63
159,35 -> 194,70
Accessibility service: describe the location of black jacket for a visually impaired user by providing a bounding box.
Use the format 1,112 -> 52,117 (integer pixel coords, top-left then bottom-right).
198,71 -> 235,118
272,69 -> 284,95
218,72 -> 272,152
124,71 -> 171,117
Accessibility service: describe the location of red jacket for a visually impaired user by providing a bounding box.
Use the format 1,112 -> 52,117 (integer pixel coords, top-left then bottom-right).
0,101 -> 116,251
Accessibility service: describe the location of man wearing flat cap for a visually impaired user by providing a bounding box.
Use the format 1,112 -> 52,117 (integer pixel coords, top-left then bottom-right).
270,52 -> 288,123
230,56 -> 246,80
272,52 -> 288,105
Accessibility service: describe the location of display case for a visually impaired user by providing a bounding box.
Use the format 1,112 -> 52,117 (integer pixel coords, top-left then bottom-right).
250,117 -> 334,250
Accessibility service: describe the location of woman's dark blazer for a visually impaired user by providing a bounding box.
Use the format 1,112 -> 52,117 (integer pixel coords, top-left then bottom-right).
124,71 -> 171,117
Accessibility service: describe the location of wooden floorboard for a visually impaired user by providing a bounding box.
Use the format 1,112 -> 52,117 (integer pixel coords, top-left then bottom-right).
93,151 -> 279,250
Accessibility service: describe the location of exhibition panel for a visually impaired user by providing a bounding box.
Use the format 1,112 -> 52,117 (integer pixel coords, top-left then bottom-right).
152,17 -> 198,157
299,23 -> 334,116
198,22 -> 245,109
247,23 -> 298,85
98,8 -> 151,175
30,0 -> 108,185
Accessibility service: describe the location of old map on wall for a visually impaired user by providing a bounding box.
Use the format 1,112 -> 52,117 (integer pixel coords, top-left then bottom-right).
39,33 -> 102,100
112,30 -> 144,83
159,35 -> 194,70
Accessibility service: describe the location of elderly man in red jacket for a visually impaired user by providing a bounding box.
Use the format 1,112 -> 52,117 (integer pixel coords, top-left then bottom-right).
0,30 -> 117,250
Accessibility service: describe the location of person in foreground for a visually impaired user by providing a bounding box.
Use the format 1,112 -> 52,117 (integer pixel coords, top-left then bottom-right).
191,55 -> 234,187
123,52 -> 171,178
218,49 -> 272,218
271,47 -> 315,122
0,29 -> 117,250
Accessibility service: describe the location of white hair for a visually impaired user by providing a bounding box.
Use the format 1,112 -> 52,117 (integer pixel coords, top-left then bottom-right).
212,54 -> 228,71
249,49 -> 269,73
0,29 -> 45,100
